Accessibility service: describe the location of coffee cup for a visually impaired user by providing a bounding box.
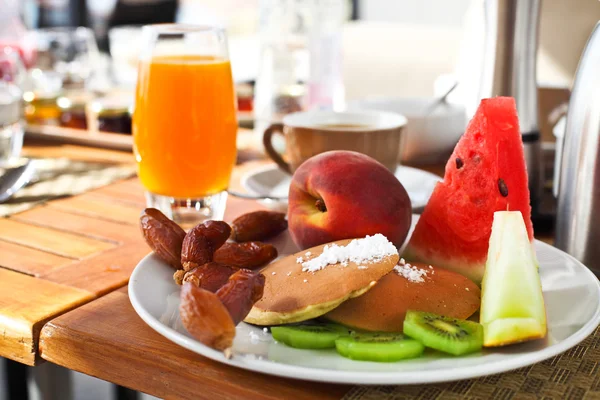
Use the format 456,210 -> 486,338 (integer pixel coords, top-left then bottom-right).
347,97 -> 466,164
262,110 -> 407,174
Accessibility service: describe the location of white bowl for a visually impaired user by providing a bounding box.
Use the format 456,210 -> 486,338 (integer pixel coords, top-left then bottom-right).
348,97 -> 466,164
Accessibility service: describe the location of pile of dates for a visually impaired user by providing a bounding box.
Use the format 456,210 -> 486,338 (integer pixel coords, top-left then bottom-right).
139,209 -> 288,352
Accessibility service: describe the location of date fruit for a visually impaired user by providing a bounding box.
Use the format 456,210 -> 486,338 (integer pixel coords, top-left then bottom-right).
216,269 -> 266,325
182,262 -> 239,292
180,282 -> 236,351
140,208 -> 186,270
173,270 -> 186,285
213,242 -> 278,269
181,221 -> 231,271
231,211 -> 287,242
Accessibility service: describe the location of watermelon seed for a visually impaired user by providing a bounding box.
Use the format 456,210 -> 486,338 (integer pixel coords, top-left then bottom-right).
315,199 -> 327,212
498,179 -> 509,197
455,158 -> 464,169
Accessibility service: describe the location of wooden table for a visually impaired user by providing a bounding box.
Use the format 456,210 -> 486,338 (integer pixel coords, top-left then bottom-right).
1,139 -> 566,400
0,130 -> 259,363
0,143 -> 141,366
30,173 -> 349,400
0,139 -> 352,399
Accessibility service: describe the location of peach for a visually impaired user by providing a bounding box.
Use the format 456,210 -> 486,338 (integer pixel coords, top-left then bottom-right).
288,150 -> 412,250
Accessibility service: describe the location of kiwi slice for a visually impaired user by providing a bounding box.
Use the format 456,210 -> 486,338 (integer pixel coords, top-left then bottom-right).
271,322 -> 351,349
403,310 -> 483,356
335,332 -> 424,362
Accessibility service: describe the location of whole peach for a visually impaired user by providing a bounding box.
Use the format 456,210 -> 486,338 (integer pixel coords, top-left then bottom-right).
288,151 -> 412,250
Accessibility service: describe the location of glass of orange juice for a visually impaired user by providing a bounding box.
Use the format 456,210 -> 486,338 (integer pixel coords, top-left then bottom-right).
133,25 -> 237,225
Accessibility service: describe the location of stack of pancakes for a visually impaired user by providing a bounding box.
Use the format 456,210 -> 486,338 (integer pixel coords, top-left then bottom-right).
245,239 -> 480,332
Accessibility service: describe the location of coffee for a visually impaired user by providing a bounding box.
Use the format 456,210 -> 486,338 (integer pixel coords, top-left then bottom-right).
314,123 -> 374,130
263,110 -> 407,174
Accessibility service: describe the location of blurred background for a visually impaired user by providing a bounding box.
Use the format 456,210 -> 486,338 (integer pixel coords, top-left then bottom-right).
2,0 -> 596,136
1,0 -> 596,153
1,0 -> 599,399
0,0 -> 595,174
7,0 -> 595,90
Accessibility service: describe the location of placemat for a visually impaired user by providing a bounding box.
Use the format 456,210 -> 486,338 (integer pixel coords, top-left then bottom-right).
0,158 -> 136,217
343,325 -> 600,400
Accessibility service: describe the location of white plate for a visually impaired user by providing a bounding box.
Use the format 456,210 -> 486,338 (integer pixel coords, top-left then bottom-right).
240,164 -> 441,212
129,222 -> 600,385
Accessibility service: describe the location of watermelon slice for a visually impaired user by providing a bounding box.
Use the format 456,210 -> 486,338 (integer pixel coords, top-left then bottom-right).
404,97 -> 533,283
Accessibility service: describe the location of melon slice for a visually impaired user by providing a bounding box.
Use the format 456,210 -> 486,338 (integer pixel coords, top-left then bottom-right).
480,211 -> 546,347
404,97 -> 533,283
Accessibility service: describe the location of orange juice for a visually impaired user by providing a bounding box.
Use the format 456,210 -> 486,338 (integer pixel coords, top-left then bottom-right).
133,55 -> 237,198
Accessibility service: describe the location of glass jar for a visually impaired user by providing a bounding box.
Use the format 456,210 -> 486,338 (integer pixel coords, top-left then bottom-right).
98,106 -> 131,134
22,90 -> 61,125
236,82 -> 254,112
0,81 -> 24,165
89,96 -> 132,134
57,92 -> 91,129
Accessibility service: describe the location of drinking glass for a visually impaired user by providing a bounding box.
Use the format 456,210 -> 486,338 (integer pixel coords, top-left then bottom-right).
133,24 -> 238,225
0,47 -> 25,166
32,27 -> 100,89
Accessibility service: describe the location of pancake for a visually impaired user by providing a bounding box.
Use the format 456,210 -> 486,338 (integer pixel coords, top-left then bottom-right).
324,262 -> 481,332
244,238 -> 399,326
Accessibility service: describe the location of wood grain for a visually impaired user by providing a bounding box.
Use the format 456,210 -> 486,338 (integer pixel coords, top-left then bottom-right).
90,181 -> 147,208
40,240 -> 150,296
0,240 -> 73,276
22,143 -> 134,165
47,193 -> 142,225
0,268 -> 93,365
95,177 -> 145,194
0,219 -> 115,259
223,196 -> 267,222
14,206 -> 140,244
25,124 -> 132,152
40,290 -> 350,400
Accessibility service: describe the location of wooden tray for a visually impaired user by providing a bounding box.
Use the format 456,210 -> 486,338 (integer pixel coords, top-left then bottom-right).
26,125 -> 133,152
25,111 -> 254,152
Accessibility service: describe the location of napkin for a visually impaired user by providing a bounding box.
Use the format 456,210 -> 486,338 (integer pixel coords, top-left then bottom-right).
343,324 -> 600,399
0,158 -> 136,217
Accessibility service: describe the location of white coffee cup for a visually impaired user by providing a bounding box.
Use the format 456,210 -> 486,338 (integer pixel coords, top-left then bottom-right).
348,97 -> 466,164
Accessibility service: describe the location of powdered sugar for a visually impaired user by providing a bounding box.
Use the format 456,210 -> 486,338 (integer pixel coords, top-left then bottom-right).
249,329 -> 271,344
298,234 -> 398,273
249,330 -> 260,344
394,259 -> 429,283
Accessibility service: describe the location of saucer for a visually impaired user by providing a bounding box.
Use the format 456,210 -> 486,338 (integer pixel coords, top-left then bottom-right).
241,164 -> 441,212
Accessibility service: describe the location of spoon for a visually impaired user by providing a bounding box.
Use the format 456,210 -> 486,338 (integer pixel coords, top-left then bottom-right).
424,81 -> 458,116
0,160 -> 36,203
